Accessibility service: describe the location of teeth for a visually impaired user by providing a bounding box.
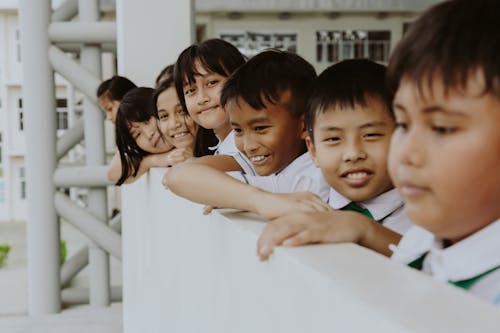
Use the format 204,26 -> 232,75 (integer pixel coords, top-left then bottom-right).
250,155 -> 266,162
346,172 -> 368,179
173,132 -> 187,138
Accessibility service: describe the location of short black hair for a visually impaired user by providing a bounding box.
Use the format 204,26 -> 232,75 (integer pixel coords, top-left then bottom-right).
306,59 -> 392,140
114,87 -> 158,186
387,0 -> 500,98
97,75 -> 137,101
220,49 -> 317,119
174,38 -> 246,113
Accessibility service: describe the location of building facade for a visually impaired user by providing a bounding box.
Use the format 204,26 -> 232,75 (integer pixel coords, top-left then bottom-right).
0,0 -> 438,222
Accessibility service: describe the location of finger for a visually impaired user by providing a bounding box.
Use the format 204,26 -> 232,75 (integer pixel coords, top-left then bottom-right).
202,205 -> 214,215
282,229 -> 314,247
257,220 -> 302,260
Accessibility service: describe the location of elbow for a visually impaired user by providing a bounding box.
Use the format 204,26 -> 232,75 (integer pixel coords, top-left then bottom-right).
107,166 -> 120,183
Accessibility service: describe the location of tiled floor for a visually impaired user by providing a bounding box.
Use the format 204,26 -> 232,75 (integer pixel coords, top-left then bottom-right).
0,221 -> 122,331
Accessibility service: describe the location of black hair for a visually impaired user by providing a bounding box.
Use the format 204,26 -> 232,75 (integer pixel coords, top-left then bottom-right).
387,0 -> 500,98
97,75 -> 137,101
153,76 -> 218,157
220,49 -> 317,119
174,38 -> 246,114
115,87 -> 159,186
155,64 -> 174,89
305,59 -> 393,140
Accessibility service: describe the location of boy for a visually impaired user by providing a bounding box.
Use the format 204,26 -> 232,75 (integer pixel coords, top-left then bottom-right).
262,0 -> 500,305
258,59 -> 411,259
164,50 -> 331,219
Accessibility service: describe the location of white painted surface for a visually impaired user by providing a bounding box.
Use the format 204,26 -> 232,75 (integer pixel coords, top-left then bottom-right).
122,168 -> 500,333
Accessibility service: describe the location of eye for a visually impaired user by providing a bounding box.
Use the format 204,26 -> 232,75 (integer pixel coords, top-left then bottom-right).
432,125 -> 457,135
254,126 -> 270,132
363,132 -> 384,140
323,136 -> 341,143
395,122 -> 409,132
207,80 -> 219,87
184,87 -> 196,96
158,112 -> 168,120
232,127 -> 243,136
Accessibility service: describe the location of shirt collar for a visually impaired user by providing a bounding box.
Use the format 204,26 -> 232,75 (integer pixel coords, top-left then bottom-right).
274,152 -> 311,177
213,130 -> 235,155
393,219 -> 500,282
327,188 -> 403,221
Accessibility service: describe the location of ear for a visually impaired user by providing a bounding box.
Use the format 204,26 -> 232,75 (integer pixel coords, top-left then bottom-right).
299,114 -> 308,140
305,135 -> 320,167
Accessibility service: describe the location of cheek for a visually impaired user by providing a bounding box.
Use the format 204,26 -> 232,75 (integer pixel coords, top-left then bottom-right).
234,136 -> 244,152
387,135 -> 402,183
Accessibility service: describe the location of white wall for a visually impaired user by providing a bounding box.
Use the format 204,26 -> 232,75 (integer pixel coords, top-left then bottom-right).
122,168 -> 500,333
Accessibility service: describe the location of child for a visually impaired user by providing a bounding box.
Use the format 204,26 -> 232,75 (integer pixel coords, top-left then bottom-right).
257,59 -> 411,259
387,0 -> 500,305
174,38 -> 254,174
97,75 -> 137,123
109,85 -> 207,185
264,0 -> 500,305
164,50 -> 332,219
155,64 -> 174,88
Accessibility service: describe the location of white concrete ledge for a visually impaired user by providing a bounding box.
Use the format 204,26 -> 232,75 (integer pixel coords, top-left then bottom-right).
122,168 -> 500,333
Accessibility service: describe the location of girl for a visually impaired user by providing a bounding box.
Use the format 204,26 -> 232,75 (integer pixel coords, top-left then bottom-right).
97,75 -> 137,124
174,39 -> 255,174
110,77 -> 217,185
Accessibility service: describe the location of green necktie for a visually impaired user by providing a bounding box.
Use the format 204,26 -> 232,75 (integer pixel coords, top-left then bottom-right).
341,202 -> 374,220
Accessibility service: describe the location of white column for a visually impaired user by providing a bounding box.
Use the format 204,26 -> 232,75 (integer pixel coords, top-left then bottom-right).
116,0 -> 195,86
79,0 -> 110,307
19,0 -> 60,314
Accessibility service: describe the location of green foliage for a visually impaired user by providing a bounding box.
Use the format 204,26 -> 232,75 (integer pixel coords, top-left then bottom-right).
0,244 -> 10,268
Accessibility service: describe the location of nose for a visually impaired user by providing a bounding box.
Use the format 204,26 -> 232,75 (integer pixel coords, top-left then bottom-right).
242,134 -> 259,154
145,120 -> 157,141
196,86 -> 210,106
342,138 -> 366,163
396,126 -> 425,167
168,113 -> 182,130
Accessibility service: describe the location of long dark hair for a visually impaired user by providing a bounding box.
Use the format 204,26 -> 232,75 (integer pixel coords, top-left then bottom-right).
153,76 -> 218,157
97,75 -> 137,101
115,87 -> 159,185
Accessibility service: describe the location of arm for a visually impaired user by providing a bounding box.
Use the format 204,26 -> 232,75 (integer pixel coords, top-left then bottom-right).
189,154 -> 243,172
108,148 -> 191,185
163,163 -> 331,220
257,210 -> 402,260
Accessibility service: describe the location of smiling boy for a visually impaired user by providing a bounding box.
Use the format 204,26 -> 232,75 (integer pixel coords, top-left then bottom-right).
164,50 -> 331,219
258,59 -> 412,259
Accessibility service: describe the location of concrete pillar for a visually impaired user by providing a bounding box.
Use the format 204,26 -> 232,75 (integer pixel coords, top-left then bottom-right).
116,0 -> 195,86
19,0 -> 60,314
79,0 -> 110,307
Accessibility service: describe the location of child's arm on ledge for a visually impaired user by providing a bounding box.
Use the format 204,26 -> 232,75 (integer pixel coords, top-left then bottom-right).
257,210 -> 402,260
189,154 -> 243,172
108,148 -> 192,185
163,163 -> 331,220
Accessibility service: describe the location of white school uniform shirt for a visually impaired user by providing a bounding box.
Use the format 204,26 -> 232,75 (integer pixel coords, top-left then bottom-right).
391,219 -> 500,306
327,188 -> 412,234
228,152 -> 331,201
212,130 -> 256,176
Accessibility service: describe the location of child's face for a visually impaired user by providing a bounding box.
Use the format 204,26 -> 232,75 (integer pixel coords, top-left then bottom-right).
128,117 -> 171,154
183,61 -> 229,135
307,97 -> 394,202
229,91 -> 306,176
157,87 -> 197,150
389,73 -> 500,242
98,95 -> 120,124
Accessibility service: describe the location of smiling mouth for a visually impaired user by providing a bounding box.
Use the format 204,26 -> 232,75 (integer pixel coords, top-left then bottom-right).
199,106 -> 218,114
398,181 -> 430,198
341,170 -> 373,187
249,154 -> 271,165
172,131 -> 190,139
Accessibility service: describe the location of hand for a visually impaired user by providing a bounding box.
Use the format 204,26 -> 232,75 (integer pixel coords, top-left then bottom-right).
252,191 -> 332,221
257,210 -> 371,261
202,205 -> 217,215
159,148 -> 194,167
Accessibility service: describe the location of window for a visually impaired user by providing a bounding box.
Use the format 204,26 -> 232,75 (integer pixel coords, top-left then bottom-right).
15,29 -> 21,63
56,98 -> 68,130
19,166 -> 26,199
220,31 -> 297,57
316,30 -> 391,64
18,98 -> 23,131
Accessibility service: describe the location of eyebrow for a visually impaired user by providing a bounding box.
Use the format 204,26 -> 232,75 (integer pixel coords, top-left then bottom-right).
318,121 -> 387,132
231,116 -> 270,127
394,101 -> 467,117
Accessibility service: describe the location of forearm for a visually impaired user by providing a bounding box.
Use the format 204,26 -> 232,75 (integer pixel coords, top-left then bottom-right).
107,152 -> 122,183
164,163 -> 262,211
189,154 -> 243,172
359,220 -> 402,257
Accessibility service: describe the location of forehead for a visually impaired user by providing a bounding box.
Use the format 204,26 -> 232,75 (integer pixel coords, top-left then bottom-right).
157,87 -> 179,108
229,97 -> 293,124
314,98 -> 392,129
